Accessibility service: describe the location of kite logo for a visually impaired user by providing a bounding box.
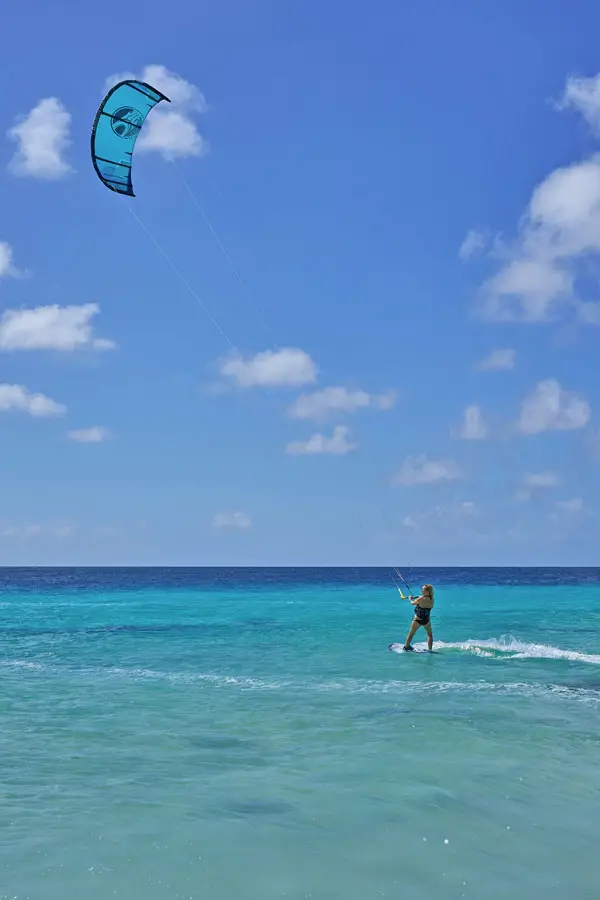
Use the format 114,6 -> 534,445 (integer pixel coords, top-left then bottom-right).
110,107 -> 143,139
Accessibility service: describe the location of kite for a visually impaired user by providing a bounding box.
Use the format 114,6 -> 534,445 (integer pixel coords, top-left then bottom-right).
91,80 -> 170,197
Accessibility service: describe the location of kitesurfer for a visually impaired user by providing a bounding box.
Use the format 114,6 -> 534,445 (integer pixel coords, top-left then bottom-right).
402,584 -> 435,652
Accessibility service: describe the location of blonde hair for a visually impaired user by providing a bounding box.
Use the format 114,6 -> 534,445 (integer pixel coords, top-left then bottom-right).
422,584 -> 434,599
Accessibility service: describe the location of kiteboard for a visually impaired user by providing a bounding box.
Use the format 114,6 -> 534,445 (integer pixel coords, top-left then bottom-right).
388,642 -> 439,654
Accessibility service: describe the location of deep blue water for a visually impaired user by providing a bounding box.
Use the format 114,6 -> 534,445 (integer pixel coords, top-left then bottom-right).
1,567 -> 599,900
4,565 -> 600,591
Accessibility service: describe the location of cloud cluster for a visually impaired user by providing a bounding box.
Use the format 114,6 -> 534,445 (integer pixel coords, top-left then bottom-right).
0,303 -> 115,352
517,379 -> 590,435
393,455 -> 461,486
0,298 -> 115,447
466,73 -> 600,324
68,426 -> 111,443
7,97 -> 73,180
286,425 -> 355,456
219,347 -> 395,457
288,386 -> 395,421
456,404 -> 488,440
450,74 -> 599,504
475,348 -> 516,372
220,347 -> 318,388
212,511 -> 251,531
0,383 -> 65,417
452,378 -> 591,443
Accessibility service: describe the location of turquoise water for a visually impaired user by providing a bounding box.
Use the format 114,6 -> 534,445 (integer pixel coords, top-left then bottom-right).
1,567 -> 600,900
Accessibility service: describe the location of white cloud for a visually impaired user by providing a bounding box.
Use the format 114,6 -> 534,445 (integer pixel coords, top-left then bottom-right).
456,404 -> 488,440
558,73 -> 600,136
104,64 -> 208,160
0,383 -> 66,417
138,110 -> 206,158
2,524 -> 42,538
475,348 -> 516,371
0,303 -> 115,352
480,154 -> 600,320
288,386 -> 396,421
524,471 -> 561,488
7,98 -> 72,179
555,497 -> 584,514
402,515 -> 419,530
476,72 -> 600,323
68,426 -> 111,443
212,511 -> 251,530
0,242 -> 25,279
516,470 -> 561,501
459,229 -> 486,260
2,522 -> 73,539
220,347 -> 318,388
483,256 -> 574,322
517,378 -> 590,435
393,455 -> 460,486
460,500 -> 477,516
286,425 -> 356,456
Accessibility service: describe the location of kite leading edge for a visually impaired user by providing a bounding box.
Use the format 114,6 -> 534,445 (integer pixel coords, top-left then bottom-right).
91,80 -> 170,197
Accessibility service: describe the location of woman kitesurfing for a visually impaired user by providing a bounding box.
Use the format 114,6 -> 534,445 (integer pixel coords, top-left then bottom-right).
392,569 -> 435,652
403,584 -> 435,651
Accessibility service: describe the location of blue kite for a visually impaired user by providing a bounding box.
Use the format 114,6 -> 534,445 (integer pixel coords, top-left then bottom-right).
91,80 -> 170,197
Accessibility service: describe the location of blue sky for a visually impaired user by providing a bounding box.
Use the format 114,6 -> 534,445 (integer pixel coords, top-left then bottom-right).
1,0 -> 600,565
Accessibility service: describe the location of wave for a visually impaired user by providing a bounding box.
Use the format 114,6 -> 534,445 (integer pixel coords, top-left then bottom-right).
3,658 -> 599,707
425,636 -> 600,665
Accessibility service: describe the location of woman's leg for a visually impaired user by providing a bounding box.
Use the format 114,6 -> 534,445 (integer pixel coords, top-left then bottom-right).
424,621 -> 433,651
403,619 -> 421,649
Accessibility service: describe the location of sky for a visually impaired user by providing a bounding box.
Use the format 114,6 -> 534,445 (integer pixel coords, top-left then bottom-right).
1,0 -> 600,566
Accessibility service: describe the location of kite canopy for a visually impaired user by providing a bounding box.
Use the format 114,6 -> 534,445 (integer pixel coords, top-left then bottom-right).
91,80 -> 170,197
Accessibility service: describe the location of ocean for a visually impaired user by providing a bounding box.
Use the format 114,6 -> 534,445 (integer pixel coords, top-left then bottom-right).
1,567 -> 599,900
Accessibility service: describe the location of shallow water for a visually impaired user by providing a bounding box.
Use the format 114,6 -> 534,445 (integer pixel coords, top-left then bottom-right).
1,567 -> 599,899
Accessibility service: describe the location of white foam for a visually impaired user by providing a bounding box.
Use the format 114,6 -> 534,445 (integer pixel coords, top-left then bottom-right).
427,636 -> 600,666
4,652 -> 600,708
107,667 -> 600,705
0,658 -> 44,670
105,666 -> 289,691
